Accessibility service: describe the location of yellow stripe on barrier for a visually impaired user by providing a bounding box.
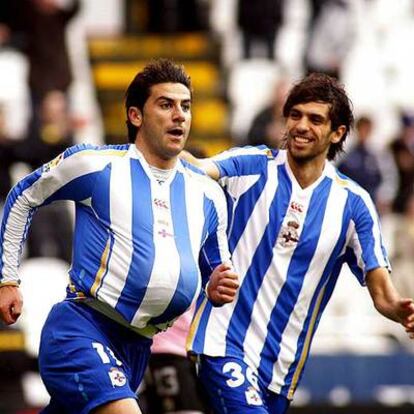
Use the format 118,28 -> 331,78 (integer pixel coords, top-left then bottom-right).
0,331 -> 25,352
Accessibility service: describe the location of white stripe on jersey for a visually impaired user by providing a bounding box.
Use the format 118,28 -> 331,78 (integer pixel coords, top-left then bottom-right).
186,173 -> 211,265
270,181 -> 348,393
242,166 -> 315,379
131,176 -> 182,328
203,159 -> 280,355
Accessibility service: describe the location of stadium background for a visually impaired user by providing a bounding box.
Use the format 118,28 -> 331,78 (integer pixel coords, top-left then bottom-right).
0,0 -> 414,413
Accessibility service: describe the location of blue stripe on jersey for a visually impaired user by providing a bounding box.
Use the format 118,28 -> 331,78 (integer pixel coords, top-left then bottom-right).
225,164 -> 292,358
69,164 -> 112,293
216,149 -> 271,178
280,195 -> 351,395
348,192 -> 382,274
150,173 -> 198,325
199,196 -> 221,284
257,177 -> 332,386
344,246 -> 364,283
228,172 -> 267,253
69,205 -> 111,293
45,172 -> 101,204
115,159 -> 155,321
191,295 -> 213,352
224,191 -> 235,236
0,167 -> 43,280
90,164 -> 113,298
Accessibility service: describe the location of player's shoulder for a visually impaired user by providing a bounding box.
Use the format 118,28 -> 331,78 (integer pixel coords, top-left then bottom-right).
63,143 -> 130,159
180,160 -> 223,193
214,145 -> 280,161
329,164 -> 374,205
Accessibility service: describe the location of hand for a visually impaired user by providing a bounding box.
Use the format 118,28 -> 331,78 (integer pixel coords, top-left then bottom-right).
395,298 -> 414,339
207,263 -> 239,306
0,285 -> 23,325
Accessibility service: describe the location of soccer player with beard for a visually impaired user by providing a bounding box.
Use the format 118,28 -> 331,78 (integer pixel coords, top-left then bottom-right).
184,73 -> 414,414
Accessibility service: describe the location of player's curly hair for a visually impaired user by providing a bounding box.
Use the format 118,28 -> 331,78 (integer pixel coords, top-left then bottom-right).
125,59 -> 192,143
282,73 -> 354,160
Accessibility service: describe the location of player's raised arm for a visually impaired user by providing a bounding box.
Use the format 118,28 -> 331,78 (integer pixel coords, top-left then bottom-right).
180,149 -> 220,181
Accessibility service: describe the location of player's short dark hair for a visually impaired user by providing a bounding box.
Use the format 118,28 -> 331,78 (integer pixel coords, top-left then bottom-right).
282,73 -> 354,160
125,58 -> 192,143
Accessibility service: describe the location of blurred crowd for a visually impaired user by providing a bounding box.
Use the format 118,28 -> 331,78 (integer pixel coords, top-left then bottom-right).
0,0 -> 413,412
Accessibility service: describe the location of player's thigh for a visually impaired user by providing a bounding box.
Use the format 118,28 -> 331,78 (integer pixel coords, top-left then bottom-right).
38,301 -> 141,414
197,355 -> 270,414
92,397 -> 142,414
144,354 -> 209,414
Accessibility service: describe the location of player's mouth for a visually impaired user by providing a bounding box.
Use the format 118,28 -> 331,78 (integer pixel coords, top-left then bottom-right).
167,127 -> 184,138
292,135 -> 313,144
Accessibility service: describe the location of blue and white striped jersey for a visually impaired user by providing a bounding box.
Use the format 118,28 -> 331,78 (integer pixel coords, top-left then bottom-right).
188,146 -> 390,399
0,144 -> 230,333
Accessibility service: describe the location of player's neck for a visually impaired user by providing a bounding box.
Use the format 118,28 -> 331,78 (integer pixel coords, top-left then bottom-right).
134,142 -> 177,170
287,153 -> 326,189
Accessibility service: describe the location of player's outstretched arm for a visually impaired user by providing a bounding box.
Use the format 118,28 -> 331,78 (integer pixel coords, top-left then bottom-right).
180,150 -> 220,181
206,263 -> 239,306
367,267 -> 414,338
0,285 -> 23,325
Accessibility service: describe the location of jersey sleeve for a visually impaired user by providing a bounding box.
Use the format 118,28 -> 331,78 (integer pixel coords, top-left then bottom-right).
212,146 -> 278,196
345,190 -> 391,285
198,178 -> 232,288
0,144 -> 124,286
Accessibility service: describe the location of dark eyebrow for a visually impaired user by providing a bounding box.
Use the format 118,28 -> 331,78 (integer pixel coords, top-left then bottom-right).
155,96 -> 192,103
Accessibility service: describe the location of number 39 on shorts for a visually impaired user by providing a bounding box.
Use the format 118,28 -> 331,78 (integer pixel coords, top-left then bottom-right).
222,361 -> 259,389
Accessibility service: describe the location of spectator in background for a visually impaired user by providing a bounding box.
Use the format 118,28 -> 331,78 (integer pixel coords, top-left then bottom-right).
146,0 -> 207,33
391,192 -> 414,301
0,105 -> 16,210
304,0 -> 355,79
337,115 -> 397,213
247,77 -> 290,148
0,0 -> 80,142
0,0 -> 80,264
237,0 -> 284,60
390,112 -> 414,213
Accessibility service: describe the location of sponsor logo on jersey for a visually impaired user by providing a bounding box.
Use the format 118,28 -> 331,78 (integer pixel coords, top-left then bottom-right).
289,201 -> 304,214
43,153 -> 64,173
108,367 -> 126,387
154,198 -> 169,210
245,386 -> 263,406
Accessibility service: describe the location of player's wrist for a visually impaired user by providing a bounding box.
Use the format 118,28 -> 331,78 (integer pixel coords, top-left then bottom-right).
0,280 -> 20,288
205,281 -> 224,307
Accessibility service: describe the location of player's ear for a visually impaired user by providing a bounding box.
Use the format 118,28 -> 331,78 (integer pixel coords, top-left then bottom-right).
330,125 -> 346,144
128,107 -> 143,128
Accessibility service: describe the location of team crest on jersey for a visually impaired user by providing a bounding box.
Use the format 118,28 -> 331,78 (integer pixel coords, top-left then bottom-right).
245,386 -> 263,406
108,367 -> 126,387
43,153 -> 63,173
278,220 -> 300,247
